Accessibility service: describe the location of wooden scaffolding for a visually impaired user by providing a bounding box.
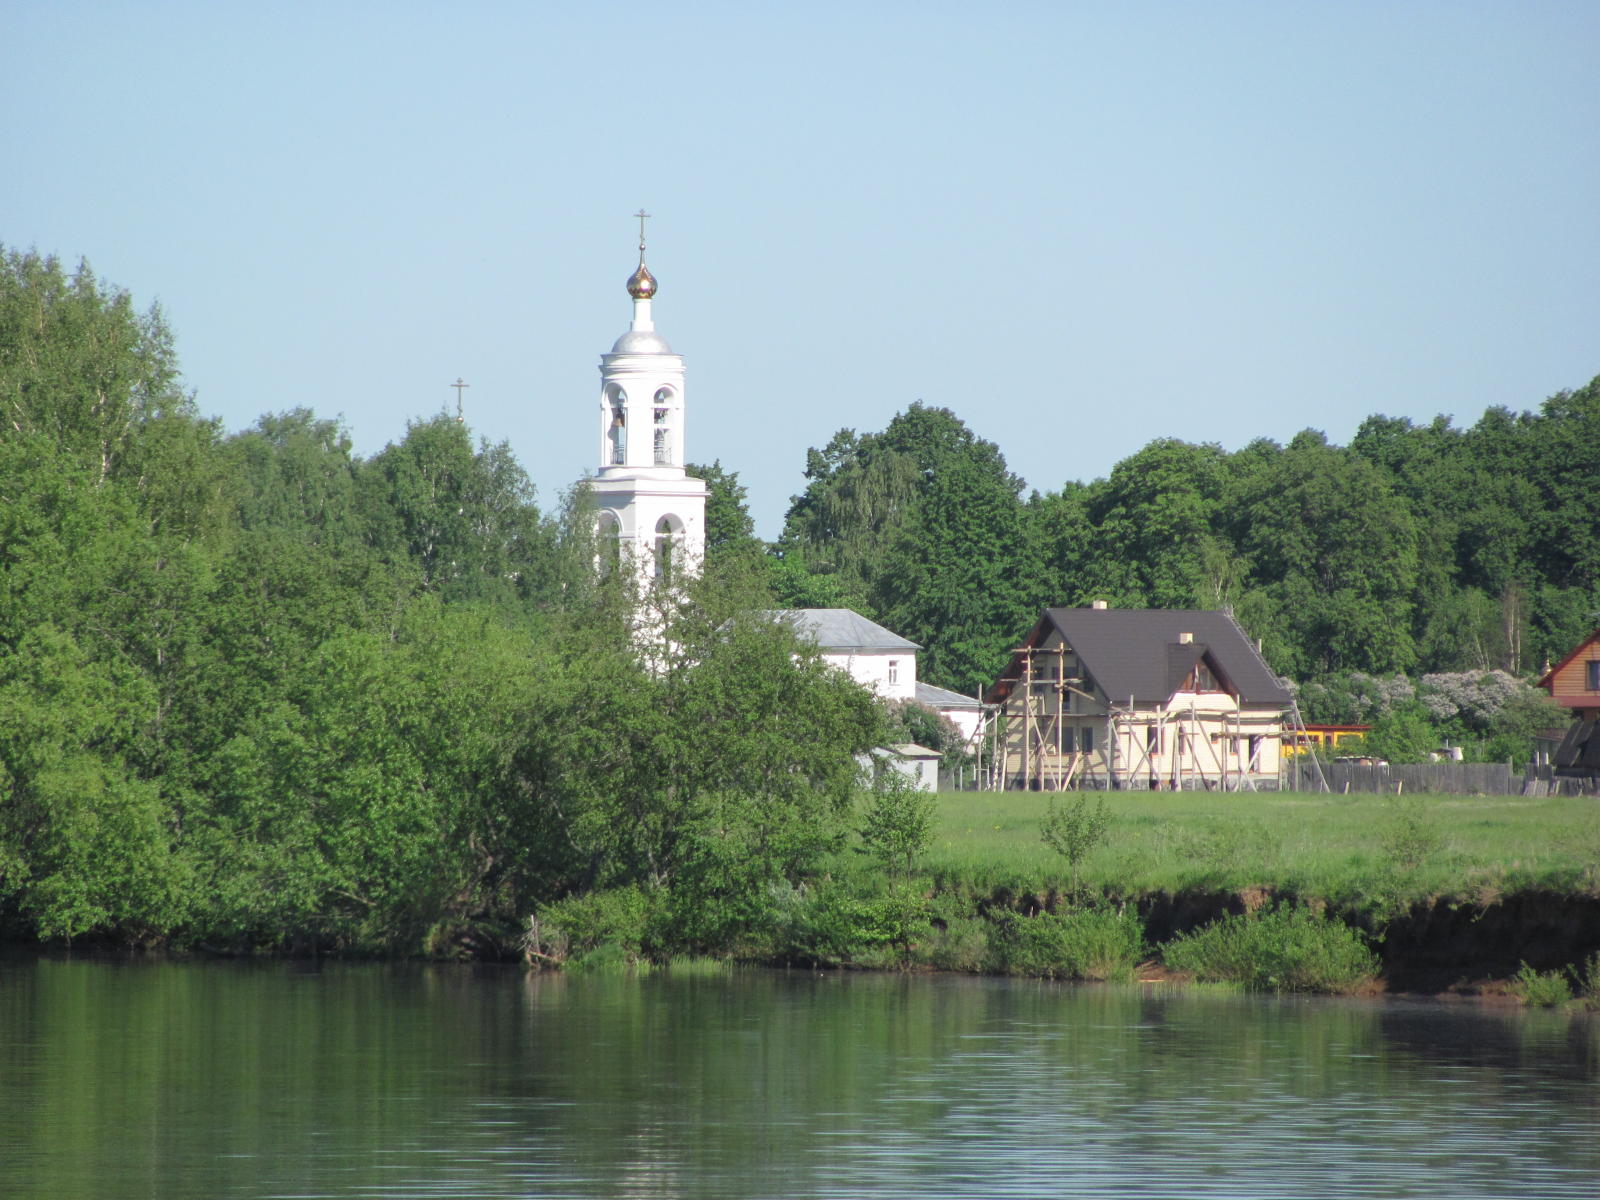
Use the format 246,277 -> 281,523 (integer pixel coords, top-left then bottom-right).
990,642 -> 1310,791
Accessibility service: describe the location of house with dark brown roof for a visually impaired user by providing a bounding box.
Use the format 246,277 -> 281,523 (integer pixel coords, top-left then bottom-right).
984,603 -> 1292,791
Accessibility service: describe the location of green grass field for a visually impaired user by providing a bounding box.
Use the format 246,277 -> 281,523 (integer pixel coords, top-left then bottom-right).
924,789 -> 1600,906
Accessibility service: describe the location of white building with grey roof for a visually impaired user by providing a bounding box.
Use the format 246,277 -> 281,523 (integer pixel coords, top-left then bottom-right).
775,609 -> 987,750
776,609 -> 920,701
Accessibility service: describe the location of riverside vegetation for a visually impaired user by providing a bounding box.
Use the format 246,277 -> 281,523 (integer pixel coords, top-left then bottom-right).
533,788 -> 1600,1002
3,247 -> 1598,1000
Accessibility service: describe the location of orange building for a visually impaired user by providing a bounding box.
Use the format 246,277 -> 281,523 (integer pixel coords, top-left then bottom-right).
1538,630 -> 1600,776
1538,629 -> 1600,718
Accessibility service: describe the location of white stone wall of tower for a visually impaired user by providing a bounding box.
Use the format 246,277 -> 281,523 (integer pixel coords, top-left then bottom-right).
590,278 -> 706,579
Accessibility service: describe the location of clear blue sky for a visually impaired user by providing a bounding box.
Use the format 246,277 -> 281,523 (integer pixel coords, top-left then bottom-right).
7,2 -> 1597,537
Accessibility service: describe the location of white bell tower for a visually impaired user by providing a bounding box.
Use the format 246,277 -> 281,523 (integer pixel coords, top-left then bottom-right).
590,212 -> 707,583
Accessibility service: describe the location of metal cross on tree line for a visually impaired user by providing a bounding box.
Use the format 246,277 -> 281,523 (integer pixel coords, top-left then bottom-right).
451,377 -> 468,423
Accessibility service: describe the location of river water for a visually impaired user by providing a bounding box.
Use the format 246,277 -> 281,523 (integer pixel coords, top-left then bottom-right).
1,958 -> 1595,1199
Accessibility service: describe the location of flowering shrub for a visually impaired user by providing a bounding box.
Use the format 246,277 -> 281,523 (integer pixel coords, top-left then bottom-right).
1417,670 -> 1528,733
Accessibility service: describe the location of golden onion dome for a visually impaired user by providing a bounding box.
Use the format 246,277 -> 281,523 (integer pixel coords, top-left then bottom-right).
627,261 -> 657,299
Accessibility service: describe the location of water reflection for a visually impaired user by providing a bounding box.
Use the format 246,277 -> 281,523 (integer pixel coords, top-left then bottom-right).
0,960 -> 1594,1198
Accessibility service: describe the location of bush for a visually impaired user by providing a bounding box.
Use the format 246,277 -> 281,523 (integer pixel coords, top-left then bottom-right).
767,877 -> 931,968
527,885 -> 654,966
919,915 -> 990,972
1162,905 -> 1378,994
1381,794 -> 1442,873
1508,962 -> 1572,1008
988,905 -> 1145,982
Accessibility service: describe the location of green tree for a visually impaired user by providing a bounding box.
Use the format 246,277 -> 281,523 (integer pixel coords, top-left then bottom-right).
361,415 -> 552,607
512,568 -> 887,937
782,404 -> 1040,692
687,459 -> 763,564
1042,794 -> 1110,904
0,246 -> 190,483
879,450 -> 1043,692
225,409 -> 368,549
1231,431 -> 1419,677
1362,703 -> 1440,763
1081,439 -> 1231,608
0,626 -> 181,940
859,771 -> 934,875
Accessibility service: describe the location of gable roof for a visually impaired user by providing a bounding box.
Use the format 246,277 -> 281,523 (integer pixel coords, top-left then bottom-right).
987,607 -> 1291,707
1537,627 -> 1600,690
776,608 -> 921,653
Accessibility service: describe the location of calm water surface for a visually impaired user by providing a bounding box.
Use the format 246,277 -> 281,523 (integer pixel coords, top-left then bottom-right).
1,958 -> 1596,1198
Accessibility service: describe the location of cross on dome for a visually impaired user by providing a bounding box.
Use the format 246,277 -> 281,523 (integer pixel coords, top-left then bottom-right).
627,208 -> 657,299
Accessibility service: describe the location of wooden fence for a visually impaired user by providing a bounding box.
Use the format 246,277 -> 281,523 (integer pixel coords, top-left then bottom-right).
1286,759 -> 1515,796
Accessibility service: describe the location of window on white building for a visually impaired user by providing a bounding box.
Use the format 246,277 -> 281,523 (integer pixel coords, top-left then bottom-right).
653,405 -> 670,465
887,660 -> 899,685
609,395 -> 627,465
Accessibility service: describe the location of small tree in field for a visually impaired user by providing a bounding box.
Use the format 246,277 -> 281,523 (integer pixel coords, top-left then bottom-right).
1042,795 -> 1110,904
859,771 -> 934,875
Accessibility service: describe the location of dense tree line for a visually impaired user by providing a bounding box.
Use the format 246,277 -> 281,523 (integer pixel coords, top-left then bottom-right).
773,391 -> 1600,729
0,248 -> 887,950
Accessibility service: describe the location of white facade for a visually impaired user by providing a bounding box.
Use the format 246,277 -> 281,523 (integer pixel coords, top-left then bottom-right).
818,648 -> 917,702
589,237 -> 706,583
777,610 -> 921,702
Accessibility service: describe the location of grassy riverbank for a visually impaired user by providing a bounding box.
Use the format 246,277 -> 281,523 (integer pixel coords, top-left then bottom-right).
924,789 -> 1600,907
532,788 -> 1600,1001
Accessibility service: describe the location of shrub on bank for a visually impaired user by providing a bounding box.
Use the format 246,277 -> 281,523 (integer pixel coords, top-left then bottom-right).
1161,905 -> 1378,994
987,905 -> 1146,982
1508,963 -> 1572,1008
526,885 -> 654,967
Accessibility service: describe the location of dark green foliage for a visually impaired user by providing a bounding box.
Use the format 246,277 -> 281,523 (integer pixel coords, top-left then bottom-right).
0,626 -> 182,940
686,460 -> 762,565
883,698 -> 967,769
360,414 -> 553,608
1362,703 -> 1443,764
0,249 -> 891,953
764,878 -> 931,968
779,403 -> 1044,692
1162,906 -> 1379,994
